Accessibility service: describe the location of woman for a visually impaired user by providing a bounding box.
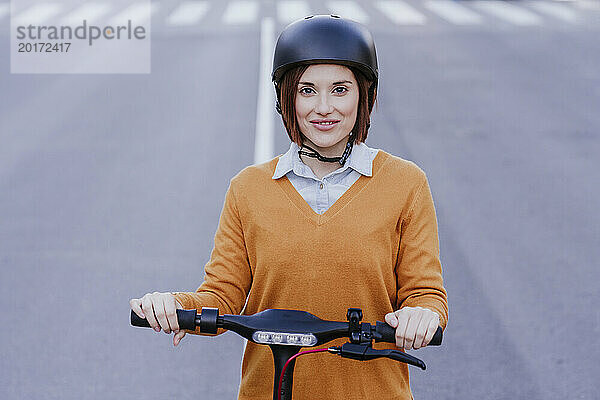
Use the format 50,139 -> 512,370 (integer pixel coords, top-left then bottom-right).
130,15 -> 448,400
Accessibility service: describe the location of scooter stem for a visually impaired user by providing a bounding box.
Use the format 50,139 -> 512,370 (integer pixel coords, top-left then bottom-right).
269,344 -> 302,400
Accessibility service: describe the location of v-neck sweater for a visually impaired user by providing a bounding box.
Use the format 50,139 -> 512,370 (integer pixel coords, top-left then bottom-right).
173,149 -> 448,400
272,140 -> 379,215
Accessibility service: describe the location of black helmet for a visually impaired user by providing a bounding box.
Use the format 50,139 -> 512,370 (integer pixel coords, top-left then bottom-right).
272,14 -> 378,114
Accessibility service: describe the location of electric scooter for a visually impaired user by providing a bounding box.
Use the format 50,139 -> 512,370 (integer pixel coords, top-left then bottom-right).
131,307 -> 443,400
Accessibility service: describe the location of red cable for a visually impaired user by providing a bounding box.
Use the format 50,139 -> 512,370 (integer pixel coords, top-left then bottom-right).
277,348 -> 331,400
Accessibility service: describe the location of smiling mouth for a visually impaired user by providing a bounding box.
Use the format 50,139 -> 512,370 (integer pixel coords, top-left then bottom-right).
311,120 -> 340,125
311,120 -> 340,131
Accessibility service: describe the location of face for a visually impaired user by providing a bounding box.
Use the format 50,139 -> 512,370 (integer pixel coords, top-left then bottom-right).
295,64 -> 359,153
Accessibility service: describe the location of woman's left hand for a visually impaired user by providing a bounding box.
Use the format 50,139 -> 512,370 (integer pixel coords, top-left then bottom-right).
385,306 -> 440,350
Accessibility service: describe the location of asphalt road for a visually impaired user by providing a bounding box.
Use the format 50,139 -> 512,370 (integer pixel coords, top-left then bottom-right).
1,1 -> 599,399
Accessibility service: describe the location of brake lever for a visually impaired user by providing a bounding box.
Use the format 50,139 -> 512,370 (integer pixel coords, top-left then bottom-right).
329,343 -> 427,370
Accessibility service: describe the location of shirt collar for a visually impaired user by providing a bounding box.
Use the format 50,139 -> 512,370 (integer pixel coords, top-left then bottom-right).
272,140 -> 374,180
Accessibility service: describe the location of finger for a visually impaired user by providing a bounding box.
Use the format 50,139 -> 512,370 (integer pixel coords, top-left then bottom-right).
129,298 -> 144,319
173,330 -> 186,347
413,312 -> 430,350
423,314 -> 440,347
141,294 -> 160,332
403,308 -> 424,350
395,310 -> 410,349
155,294 -> 171,334
385,312 -> 398,328
164,294 -> 179,333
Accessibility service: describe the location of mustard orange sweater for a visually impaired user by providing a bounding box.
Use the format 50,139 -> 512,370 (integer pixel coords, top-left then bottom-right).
173,150 -> 448,400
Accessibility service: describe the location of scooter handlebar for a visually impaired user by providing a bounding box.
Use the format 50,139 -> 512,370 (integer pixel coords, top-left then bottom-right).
130,308 -> 443,346
374,321 -> 443,346
130,309 -> 197,331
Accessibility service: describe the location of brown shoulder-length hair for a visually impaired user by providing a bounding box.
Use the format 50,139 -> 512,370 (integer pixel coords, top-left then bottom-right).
276,63 -> 378,146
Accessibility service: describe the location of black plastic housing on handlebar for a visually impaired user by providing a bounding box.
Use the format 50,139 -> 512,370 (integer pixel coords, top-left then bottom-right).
131,309 -> 197,331
374,321 -> 443,346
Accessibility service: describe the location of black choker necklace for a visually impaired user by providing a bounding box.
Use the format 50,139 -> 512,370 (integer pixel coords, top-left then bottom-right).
298,135 -> 354,166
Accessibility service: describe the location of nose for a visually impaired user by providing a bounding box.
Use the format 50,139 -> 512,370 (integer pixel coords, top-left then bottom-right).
314,93 -> 333,115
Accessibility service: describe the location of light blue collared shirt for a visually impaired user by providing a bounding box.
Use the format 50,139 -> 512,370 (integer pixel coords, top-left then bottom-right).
272,141 -> 379,215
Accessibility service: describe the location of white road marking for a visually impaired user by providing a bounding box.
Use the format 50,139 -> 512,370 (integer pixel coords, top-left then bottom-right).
326,1 -> 369,24
61,3 -> 112,25
0,3 -> 9,20
375,0 -> 426,25
425,0 -> 483,25
151,2 -> 161,16
528,2 -> 577,23
473,0 -> 542,26
165,1 -> 209,26
110,2 -> 154,25
223,0 -> 259,25
254,17 -> 276,165
277,0 -> 311,25
575,0 -> 600,11
13,3 -> 63,25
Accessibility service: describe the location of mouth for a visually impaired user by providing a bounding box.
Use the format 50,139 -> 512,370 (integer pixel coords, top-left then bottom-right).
310,120 -> 340,131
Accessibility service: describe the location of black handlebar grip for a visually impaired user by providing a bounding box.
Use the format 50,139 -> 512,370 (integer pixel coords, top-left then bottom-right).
130,310 -> 151,328
130,309 -> 197,331
375,321 -> 443,346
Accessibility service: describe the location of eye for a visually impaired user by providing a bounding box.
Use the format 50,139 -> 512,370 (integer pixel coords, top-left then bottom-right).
299,87 -> 315,95
333,86 -> 348,94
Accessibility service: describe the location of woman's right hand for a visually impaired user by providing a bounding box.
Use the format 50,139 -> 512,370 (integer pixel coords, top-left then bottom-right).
130,292 -> 187,346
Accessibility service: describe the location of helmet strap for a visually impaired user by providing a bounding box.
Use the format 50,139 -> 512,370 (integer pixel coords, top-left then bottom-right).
298,133 -> 355,166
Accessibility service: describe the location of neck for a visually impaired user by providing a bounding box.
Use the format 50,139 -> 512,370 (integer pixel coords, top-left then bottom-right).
298,136 -> 352,179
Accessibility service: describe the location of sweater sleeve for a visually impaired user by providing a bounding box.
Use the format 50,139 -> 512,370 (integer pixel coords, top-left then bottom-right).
172,179 -> 252,335
395,173 -> 449,331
